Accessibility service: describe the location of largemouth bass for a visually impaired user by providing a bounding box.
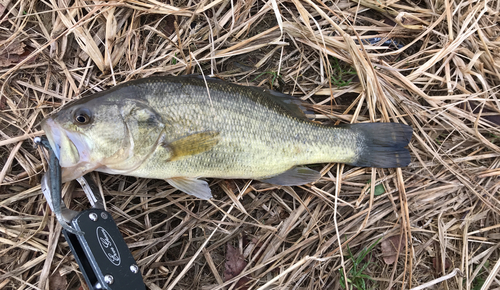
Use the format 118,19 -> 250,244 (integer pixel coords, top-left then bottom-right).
41,76 -> 412,199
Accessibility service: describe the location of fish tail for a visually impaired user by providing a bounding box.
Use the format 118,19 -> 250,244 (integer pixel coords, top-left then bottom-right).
346,123 -> 413,168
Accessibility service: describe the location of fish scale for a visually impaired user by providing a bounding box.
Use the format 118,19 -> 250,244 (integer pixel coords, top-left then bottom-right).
140,87 -> 346,178
41,76 -> 412,199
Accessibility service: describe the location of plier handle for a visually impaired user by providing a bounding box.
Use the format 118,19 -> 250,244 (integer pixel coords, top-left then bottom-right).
35,136 -> 145,290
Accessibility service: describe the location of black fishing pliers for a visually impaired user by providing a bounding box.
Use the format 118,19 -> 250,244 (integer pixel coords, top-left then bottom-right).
35,136 -> 145,290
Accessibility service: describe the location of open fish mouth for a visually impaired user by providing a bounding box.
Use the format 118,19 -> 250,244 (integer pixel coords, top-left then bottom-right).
41,118 -> 91,168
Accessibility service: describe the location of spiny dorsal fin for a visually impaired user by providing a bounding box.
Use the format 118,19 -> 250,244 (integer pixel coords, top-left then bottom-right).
182,75 -> 312,120
163,131 -> 220,161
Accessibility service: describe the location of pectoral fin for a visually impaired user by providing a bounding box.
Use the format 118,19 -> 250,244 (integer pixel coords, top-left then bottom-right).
163,131 -> 220,161
259,167 -> 321,186
166,177 -> 212,200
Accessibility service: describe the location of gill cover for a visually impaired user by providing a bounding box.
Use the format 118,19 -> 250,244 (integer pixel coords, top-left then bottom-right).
104,100 -> 165,172
41,88 -> 165,180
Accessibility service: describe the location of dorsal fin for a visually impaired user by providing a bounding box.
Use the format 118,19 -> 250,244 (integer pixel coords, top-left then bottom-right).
252,86 -> 310,119
181,75 -> 312,119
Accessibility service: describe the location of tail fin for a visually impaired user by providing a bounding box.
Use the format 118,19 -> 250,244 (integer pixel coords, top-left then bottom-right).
346,123 -> 413,168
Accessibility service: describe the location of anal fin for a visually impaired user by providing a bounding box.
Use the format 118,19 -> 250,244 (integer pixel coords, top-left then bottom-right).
259,167 -> 321,186
166,177 -> 212,200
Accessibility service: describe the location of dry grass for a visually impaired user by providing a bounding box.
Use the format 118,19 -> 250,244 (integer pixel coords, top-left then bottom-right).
0,0 -> 499,289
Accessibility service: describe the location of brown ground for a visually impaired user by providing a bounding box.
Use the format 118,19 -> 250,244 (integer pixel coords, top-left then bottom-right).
0,0 -> 499,289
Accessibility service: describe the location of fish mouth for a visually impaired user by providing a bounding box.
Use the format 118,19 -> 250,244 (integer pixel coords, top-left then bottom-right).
41,118 -> 94,179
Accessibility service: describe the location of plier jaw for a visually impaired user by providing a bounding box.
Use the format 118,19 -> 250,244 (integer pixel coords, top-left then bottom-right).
35,136 -> 145,290
36,136 -> 81,234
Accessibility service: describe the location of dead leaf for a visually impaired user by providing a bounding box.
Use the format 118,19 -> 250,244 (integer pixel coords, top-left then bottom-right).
224,243 -> 250,289
163,14 -> 176,35
223,179 -> 238,194
0,93 -> 5,110
224,243 -> 246,280
0,40 -> 35,67
243,237 -> 264,261
380,235 -> 406,264
1,39 -> 23,54
432,257 -> 452,273
0,0 -> 11,17
49,272 -> 67,290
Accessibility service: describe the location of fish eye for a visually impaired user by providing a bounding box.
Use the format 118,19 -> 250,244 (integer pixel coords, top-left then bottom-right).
73,108 -> 92,125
